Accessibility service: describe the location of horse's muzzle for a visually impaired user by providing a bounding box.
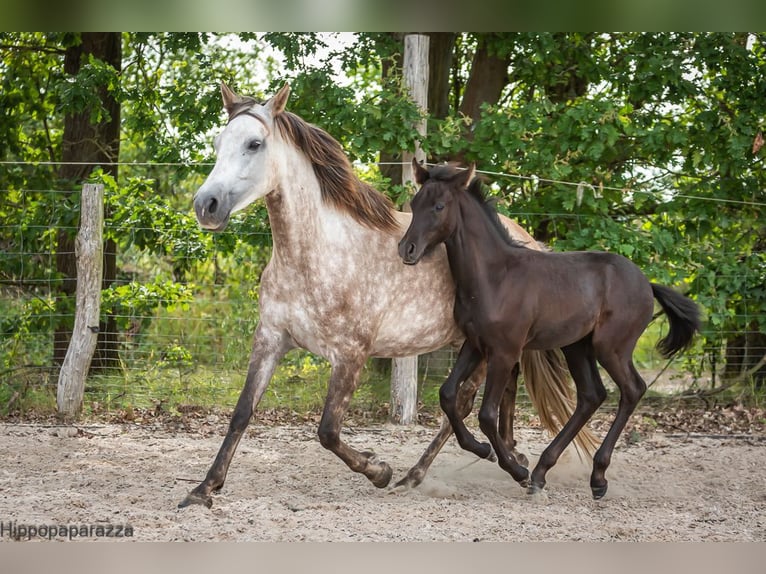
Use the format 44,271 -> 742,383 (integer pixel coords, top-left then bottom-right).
398,239 -> 421,265
194,190 -> 230,232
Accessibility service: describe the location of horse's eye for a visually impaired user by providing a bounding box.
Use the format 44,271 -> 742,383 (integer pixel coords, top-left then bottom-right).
434,202 -> 445,212
247,139 -> 262,151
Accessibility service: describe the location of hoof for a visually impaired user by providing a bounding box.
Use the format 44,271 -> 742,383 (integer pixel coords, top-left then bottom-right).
591,482 -> 608,500
363,452 -> 393,488
527,484 -> 549,503
393,470 -> 424,490
478,442 -> 494,460
371,463 -> 393,488
527,482 -> 545,495
497,456 -> 529,487
178,491 -> 213,509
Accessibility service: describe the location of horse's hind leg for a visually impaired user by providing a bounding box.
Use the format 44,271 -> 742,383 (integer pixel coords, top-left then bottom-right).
395,361 -> 488,489
529,339 -> 606,495
179,324 -> 292,509
589,354 -> 646,499
317,355 -> 393,488
440,342 -> 493,460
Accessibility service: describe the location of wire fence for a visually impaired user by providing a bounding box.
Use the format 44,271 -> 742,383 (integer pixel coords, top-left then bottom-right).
1,161 -> 764,417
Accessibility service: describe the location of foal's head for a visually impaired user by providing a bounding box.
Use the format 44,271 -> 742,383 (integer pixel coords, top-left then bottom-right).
398,160 -> 475,265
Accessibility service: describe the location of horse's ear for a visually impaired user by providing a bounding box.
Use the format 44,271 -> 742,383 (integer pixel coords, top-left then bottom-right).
266,83 -> 290,116
454,164 -> 476,190
220,82 -> 239,116
412,158 -> 429,185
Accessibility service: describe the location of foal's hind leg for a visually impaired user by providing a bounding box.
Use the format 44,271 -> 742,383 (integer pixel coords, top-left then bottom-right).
589,354 -> 646,499
529,339 -> 606,495
395,361 -> 488,489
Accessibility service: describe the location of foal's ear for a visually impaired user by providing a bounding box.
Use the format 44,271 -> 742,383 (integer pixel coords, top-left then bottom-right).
265,83 -> 291,116
412,158 -> 429,185
454,164 -> 476,190
220,82 -> 240,116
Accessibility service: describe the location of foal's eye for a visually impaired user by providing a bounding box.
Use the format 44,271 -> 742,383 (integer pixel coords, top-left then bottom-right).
246,139 -> 262,151
434,202 -> 445,212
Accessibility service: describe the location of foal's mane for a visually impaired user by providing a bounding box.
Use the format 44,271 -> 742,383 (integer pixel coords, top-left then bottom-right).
428,164 -> 527,249
273,111 -> 398,233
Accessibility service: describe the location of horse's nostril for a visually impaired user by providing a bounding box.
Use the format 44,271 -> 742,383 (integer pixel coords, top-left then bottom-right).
207,197 -> 218,215
407,243 -> 416,257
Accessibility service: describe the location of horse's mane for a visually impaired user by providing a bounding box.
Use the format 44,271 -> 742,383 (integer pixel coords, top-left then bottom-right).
272,111 -> 398,233
428,164 -> 527,249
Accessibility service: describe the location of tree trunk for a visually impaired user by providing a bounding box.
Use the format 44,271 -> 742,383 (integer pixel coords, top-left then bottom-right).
427,33 -> 457,120
451,34 -> 512,164
458,35 -> 511,123
54,32 -> 121,372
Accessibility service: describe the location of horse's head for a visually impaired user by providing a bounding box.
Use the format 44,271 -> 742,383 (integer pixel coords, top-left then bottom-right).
398,159 -> 475,265
193,83 -> 290,231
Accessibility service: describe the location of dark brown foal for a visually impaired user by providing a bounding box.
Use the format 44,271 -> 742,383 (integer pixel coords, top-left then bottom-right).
399,161 -> 701,499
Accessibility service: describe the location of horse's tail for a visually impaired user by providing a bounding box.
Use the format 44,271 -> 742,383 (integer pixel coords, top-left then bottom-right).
520,349 -> 600,459
650,283 -> 702,359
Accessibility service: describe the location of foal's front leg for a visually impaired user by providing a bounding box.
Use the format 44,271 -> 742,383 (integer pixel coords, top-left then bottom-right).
479,356 -> 530,486
179,324 -> 292,508
499,377 -> 529,467
395,361 -> 489,489
317,356 -> 393,488
439,342 -> 494,460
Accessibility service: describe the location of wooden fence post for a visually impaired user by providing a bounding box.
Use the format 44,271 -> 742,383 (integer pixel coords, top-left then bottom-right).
57,183 -> 104,419
390,33 -> 429,425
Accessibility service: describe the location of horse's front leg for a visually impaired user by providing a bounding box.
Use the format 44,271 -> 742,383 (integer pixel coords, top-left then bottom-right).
479,356 -> 530,487
178,324 -> 292,508
317,356 -> 393,488
439,342 -> 493,460
394,360 -> 488,489
499,380 -> 529,467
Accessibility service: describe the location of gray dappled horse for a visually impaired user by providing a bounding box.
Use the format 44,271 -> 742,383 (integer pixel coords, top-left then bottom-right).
180,84 -> 597,508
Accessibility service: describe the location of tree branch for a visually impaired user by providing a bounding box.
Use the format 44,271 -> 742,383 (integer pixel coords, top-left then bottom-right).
0,43 -> 66,55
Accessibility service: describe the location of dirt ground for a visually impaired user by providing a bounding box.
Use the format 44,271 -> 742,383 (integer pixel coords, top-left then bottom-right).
1,411 -> 764,542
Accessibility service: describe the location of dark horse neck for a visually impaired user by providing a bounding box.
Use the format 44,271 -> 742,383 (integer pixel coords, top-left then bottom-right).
444,192 -> 522,299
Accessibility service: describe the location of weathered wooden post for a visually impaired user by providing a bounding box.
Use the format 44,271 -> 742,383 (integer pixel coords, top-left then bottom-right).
390,33 -> 429,425
57,183 -> 104,419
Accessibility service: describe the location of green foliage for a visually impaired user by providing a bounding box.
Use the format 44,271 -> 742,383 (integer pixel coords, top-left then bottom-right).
0,293 -> 58,371
101,279 -> 194,331
275,64 -> 423,166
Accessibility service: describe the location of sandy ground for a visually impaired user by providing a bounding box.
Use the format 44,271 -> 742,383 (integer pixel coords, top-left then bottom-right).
0,419 -> 764,542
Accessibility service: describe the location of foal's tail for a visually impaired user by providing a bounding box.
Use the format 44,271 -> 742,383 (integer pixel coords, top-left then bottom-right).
651,283 -> 702,359
521,349 -> 600,459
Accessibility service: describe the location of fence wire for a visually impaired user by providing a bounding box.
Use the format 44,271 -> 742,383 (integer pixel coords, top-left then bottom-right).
1,162 -> 764,416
